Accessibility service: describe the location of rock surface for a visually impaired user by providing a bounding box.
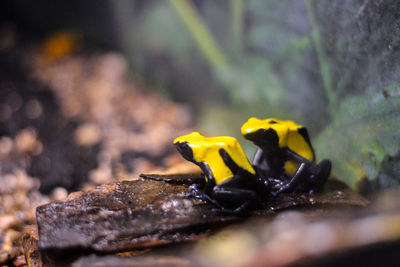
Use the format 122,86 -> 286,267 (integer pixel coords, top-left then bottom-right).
36,175 -> 368,256
31,183 -> 400,267
36,178 -> 236,253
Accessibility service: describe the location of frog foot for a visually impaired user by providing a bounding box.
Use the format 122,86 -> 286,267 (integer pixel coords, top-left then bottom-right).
186,184 -> 223,208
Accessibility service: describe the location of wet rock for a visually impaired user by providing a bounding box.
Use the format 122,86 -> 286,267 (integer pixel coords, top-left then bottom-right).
141,175 -> 369,213
36,176 -> 368,256
259,179 -> 370,214
36,179 -> 237,253
140,173 -> 205,185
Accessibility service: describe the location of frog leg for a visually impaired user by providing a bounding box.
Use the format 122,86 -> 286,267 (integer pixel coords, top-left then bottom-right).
185,161 -> 224,208
272,149 -> 311,196
175,140 -> 215,195
186,184 -> 223,208
186,176 -> 258,214
267,177 -> 285,193
210,185 -> 258,216
283,159 -> 331,194
306,159 -> 332,192
215,149 -> 260,215
252,148 -> 277,174
176,141 -> 223,207
272,163 -> 308,196
253,148 -> 266,169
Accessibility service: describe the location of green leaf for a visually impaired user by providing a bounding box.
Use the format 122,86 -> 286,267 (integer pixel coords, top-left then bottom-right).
315,85 -> 400,190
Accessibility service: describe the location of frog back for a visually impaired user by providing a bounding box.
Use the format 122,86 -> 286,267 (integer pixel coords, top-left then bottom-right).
174,132 -> 255,184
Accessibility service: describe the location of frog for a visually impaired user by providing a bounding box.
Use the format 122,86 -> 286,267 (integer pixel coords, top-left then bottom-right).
241,117 -> 331,196
174,132 -> 269,215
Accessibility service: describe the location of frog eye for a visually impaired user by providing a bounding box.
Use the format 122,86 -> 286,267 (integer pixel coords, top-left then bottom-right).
268,120 -> 278,124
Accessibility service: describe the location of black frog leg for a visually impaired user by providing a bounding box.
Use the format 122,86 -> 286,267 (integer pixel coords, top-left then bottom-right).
186,162 -> 223,208
187,184 -> 223,208
211,186 -> 258,215
199,161 -> 225,203
272,162 -> 309,196
212,150 -> 259,215
308,159 -> 332,188
187,183 -> 223,208
272,149 -> 311,196
289,159 -> 331,194
267,177 -> 285,184
175,141 -> 215,199
252,148 -> 271,173
186,184 -> 205,199
253,148 -> 264,167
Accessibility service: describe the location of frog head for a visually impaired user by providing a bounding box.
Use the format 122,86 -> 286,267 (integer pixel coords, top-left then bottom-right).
241,117 -> 302,153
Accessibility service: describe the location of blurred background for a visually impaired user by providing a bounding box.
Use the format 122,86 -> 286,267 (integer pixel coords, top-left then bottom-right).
1,0 -> 400,194
2,1 -> 400,266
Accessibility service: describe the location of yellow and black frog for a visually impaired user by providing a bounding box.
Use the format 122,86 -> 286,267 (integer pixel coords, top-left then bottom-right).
174,132 -> 269,215
241,117 -> 331,196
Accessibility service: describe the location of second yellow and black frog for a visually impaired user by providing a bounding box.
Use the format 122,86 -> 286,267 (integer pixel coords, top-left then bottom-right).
174,132 -> 269,215
241,117 -> 331,196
